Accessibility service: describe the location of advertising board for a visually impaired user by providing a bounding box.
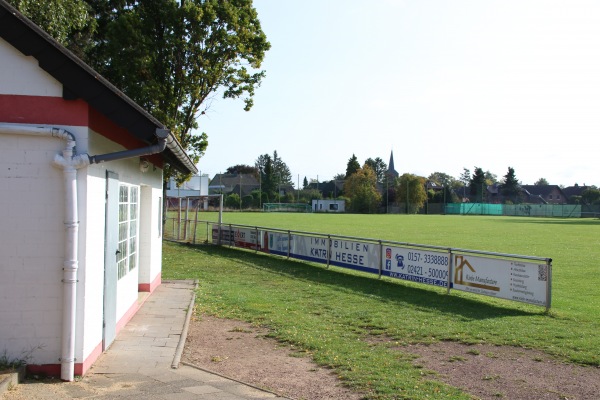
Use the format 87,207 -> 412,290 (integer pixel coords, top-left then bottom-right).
211,225 -> 260,250
264,233 -> 379,273
210,224 -> 551,309
382,246 -> 450,288
452,254 -> 549,306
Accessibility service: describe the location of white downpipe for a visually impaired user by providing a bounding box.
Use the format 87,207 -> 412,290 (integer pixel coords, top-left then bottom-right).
53,142 -> 87,382
0,124 -> 87,382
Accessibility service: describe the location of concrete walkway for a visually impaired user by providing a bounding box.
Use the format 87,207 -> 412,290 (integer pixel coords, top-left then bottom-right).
3,280 -> 288,399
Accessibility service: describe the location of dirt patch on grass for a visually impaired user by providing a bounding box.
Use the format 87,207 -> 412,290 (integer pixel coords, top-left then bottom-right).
405,341 -> 600,399
182,314 -> 364,400
184,315 -> 600,400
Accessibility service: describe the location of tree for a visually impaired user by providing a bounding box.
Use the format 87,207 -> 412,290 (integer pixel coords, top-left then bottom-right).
535,178 -> 549,186
344,165 -> 381,213
224,193 -> 241,209
364,157 -> 387,183
271,151 -> 292,185
428,172 -> 459,204
9,0 -> 95,46
459,167 -> 471,199
333,173 -> 346,181
255,151 -> 292,200
469,167 -> 486,202
396,174 -> 427,213
501,167 -> 521,203
256,151 -> 291,185
428,172 -> 456,188
257,154 -> 275,199
345,154 -> 360,178
581,187 -> 600,205
81,0 -> 271,183
225,164 -> 258,176
303,176 -> 308,189
298,189 -> 322,204
484,171 -> 498,185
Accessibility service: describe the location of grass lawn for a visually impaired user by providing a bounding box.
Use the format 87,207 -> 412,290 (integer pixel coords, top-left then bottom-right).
163,213 -> 600,399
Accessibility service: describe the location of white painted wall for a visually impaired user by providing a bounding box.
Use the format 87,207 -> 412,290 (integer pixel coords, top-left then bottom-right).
0,38 -> 62,96
0,132 -> 67,364
139,185 -> 164,286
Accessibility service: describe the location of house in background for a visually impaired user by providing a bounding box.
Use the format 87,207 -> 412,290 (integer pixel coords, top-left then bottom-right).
165,174 -> 210,209
209,173 -> 260,196
520,185 -> 567,204
0,1 -> 196,382
166,174 -> 210,198
562,184 -> 591,203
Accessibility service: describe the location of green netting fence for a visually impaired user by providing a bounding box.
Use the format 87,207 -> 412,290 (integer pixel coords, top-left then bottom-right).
445,203 -> 591,217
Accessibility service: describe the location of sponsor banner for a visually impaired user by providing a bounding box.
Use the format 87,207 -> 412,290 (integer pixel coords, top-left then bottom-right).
265,233 -> 379,273
211,225 -> 261,250
327,237 -> 379,273
452,254 -> 549,307
382,246 -> 450,288
265,231 -> 291,256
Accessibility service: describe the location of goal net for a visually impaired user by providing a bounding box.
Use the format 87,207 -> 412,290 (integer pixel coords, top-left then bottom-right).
263,203 -> 312,213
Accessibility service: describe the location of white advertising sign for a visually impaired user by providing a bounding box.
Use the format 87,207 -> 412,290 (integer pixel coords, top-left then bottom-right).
264,231 -> 291,255
452,254 -> 549,307
327,237 -> 379,273
212,225 -> 260,250
382,246 -> 450,288
265,233 -> 379,273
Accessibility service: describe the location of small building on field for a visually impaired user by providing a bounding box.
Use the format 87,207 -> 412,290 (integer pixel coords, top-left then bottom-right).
312,199 -> 346,212
0,1 -> 196,381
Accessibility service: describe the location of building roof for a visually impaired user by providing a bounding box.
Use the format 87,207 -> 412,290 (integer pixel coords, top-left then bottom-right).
0,0 -> 197,174
562,185 -> 590,198
520,185 -> 565,197
209,173 -> 260,193
387,150 -> 399,177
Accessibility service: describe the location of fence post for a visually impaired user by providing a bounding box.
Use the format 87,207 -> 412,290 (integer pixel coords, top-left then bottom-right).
217,222 -> 222,246
378,240 -> 383,279
183,197 -> 189,241
229,224 -> 233,247
192,200 -> 199,244
447,249 -> 453,295
327,235 -> 331,269
546,259 -> 553,312
177,197 -> 181,241
255,227 -> 259,253
287,230 -> 291,259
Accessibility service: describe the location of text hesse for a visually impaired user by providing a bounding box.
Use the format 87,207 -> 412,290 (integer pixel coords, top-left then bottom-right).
332,239 -> 367,266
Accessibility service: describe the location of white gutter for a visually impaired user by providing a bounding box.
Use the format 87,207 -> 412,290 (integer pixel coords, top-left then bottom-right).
0,123 -> 168,382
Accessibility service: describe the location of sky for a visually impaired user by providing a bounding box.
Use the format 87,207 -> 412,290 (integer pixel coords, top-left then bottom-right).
195,0 -> 600,188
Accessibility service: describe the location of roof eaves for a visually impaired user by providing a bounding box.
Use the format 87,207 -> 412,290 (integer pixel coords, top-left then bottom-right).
0,0 -> 197,175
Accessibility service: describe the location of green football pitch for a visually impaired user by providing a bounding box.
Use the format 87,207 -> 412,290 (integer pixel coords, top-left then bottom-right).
163,212 -> 600,398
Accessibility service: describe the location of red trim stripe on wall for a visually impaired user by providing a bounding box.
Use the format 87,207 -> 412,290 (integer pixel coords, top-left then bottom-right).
0,94 -> 163,167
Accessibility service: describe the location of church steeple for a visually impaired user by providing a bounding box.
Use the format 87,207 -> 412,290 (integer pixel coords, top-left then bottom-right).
387,150 -> 399,178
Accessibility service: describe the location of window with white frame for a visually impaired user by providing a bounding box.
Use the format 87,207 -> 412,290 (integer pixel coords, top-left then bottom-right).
117,184 -> 139,279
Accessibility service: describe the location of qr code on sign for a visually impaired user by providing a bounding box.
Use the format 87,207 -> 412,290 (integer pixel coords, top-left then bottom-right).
538,265 -> 548,281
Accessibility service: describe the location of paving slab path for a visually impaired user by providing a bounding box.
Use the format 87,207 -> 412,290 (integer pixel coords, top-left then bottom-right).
2,280 -> 287,400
